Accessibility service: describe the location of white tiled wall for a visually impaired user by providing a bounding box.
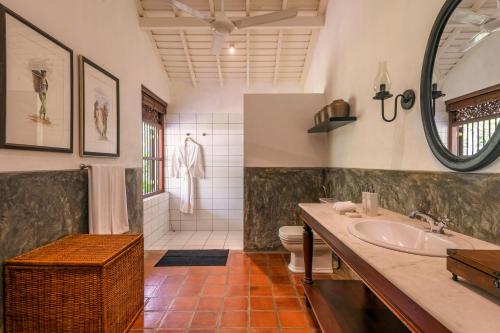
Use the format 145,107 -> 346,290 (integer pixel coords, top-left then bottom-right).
143,192 -> 170,249
165,112 -> 244,231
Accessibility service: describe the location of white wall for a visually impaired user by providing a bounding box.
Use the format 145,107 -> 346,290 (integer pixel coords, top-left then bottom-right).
144,192 -> 170,249
244,93 -> 328,167
168,80 -> 304,115
0,0 -> 171,172
304,0 -> 500,173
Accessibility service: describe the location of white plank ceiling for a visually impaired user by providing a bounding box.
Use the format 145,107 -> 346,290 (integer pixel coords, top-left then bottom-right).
136,0 -> 327,86
437,0 -> 499,79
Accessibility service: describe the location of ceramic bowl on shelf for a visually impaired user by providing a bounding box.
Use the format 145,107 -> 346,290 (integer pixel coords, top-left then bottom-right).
330,99 -> 350,117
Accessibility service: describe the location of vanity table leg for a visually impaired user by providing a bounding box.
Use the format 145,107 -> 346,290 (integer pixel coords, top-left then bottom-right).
303,223 -> 313,285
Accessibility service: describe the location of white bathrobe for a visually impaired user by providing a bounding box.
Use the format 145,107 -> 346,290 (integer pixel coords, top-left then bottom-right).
169,139 -> 205,214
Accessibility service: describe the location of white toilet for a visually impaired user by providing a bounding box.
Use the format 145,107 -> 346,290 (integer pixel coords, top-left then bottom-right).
279,226 -> 333,273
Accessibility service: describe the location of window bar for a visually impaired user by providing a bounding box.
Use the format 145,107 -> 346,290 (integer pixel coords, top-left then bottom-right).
155,125 -> 158,193
148,123 -> 151,194
146,122 -> 149,194
469,123 -> 473,156
155,126 -> 158,193
481,120 -> 485,149
142,122 -> 144,195
458,126 -> 462,156
155,126 -> 160,191
476,121 -> 479,154
151,124 -> 154,194
461,124 -> 465,156
465,123 -> 469,156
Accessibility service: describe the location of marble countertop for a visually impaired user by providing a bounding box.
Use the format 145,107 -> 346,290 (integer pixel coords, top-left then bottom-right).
299,203 -> 500,333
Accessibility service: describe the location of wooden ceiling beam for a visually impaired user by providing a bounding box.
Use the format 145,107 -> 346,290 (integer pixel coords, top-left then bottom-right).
437,0 -> 488,78
216,54 -> 223,87
179,31 -> 198,87
143,9 -> 319,17
273,31 -> 283,85
300,30 -> 319,84
282,0 -> 288,11
135,0 -> 170,80
317,0 -> 327,15
439,28 -> 462,53
209,0 -> 215,17
471,0 -> 488,11
246,31 -> 250,87
272,0 -> 288,85
139,16 -> 325,30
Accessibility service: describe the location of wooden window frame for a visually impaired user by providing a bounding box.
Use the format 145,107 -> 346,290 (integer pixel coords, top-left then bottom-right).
142,85 -> 167,198
446,83 -> 500,156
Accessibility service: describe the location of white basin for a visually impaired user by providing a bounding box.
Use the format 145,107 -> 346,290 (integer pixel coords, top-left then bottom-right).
348,220 -> 473,257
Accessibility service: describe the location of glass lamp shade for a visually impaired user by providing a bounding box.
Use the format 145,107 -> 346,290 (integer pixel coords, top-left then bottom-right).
373,61 -> 391,92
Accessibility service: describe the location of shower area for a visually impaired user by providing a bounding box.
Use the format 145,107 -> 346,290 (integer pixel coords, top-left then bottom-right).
144,112 -> 244,250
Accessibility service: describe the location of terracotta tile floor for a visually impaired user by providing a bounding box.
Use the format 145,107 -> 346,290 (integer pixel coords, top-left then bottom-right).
130,251 -> 329,333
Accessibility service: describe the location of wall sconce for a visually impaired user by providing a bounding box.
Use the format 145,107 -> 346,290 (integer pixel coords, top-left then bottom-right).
372,61 -> 416,122
431,83 -> 446,117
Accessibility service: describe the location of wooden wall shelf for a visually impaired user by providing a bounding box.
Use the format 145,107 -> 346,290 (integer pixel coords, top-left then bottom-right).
303,280 -> 409,333
308,116 -> 357,133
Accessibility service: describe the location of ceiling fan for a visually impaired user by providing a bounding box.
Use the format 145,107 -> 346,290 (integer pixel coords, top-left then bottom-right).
449,0 -> 500,52
459,18 -> 500,52
450,0 -> 500,24
166,0 -> 298,55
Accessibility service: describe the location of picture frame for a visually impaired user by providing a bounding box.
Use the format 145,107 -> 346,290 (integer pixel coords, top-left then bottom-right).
79,55 -> 120,157
0,5 -> 73,153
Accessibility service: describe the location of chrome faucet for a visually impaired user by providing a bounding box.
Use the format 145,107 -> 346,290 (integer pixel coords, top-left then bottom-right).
408,210 -> 449,234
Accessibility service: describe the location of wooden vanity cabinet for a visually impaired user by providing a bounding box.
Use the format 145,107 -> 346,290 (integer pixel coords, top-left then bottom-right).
300,210 -> 451,333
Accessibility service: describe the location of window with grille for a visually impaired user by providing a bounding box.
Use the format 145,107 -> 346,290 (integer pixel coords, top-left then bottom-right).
446,84 -> 500,156
142,86 -> 167,198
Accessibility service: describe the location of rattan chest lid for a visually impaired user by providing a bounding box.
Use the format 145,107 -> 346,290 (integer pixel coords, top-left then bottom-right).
5,234 -> 142,267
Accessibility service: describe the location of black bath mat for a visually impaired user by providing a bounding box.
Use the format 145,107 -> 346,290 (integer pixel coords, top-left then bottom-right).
155,249 -> 229,267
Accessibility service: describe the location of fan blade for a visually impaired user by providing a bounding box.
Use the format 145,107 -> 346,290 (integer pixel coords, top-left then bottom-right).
460,31 -> 491,52
450,8 -> 492,26
211,33 -> 225,55
233,8 -> 298,29
484,17 -> 500,32
166,0 -> 212,22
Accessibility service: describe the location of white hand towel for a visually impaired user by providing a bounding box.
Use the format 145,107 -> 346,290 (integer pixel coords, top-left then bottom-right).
88,165 -> 129,234
332,201 -> 356,214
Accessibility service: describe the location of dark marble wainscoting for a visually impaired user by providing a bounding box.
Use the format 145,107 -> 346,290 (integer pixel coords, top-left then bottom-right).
0,167 -> 143,332
244,167 -> 326,251
325,168 -> 500,245
243,167 -> 500,252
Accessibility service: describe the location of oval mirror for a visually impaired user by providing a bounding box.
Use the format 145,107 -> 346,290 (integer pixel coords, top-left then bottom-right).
421,0 -> 500,171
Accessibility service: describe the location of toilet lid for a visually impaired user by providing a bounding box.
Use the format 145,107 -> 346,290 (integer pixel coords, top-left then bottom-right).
279,226 -> 324,242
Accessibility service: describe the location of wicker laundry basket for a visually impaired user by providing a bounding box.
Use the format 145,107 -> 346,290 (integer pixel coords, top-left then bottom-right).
4,234 -> 144,333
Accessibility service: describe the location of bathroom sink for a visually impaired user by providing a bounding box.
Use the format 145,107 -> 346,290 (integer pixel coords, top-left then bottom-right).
347,220 -> 472,257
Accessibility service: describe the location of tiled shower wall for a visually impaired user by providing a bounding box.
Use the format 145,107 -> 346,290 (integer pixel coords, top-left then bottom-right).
143,192 -> 170,249
165,112 -> 244,231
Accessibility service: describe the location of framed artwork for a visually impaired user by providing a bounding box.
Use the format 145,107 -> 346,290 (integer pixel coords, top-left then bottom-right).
79,55 -> 120,157
0,5 -> 73,152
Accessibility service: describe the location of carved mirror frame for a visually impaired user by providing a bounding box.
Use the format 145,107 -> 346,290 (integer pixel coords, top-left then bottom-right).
421,0 -> 500,171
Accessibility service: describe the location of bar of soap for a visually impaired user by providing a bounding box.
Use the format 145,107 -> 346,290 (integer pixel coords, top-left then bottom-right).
346,212 -> 362,218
